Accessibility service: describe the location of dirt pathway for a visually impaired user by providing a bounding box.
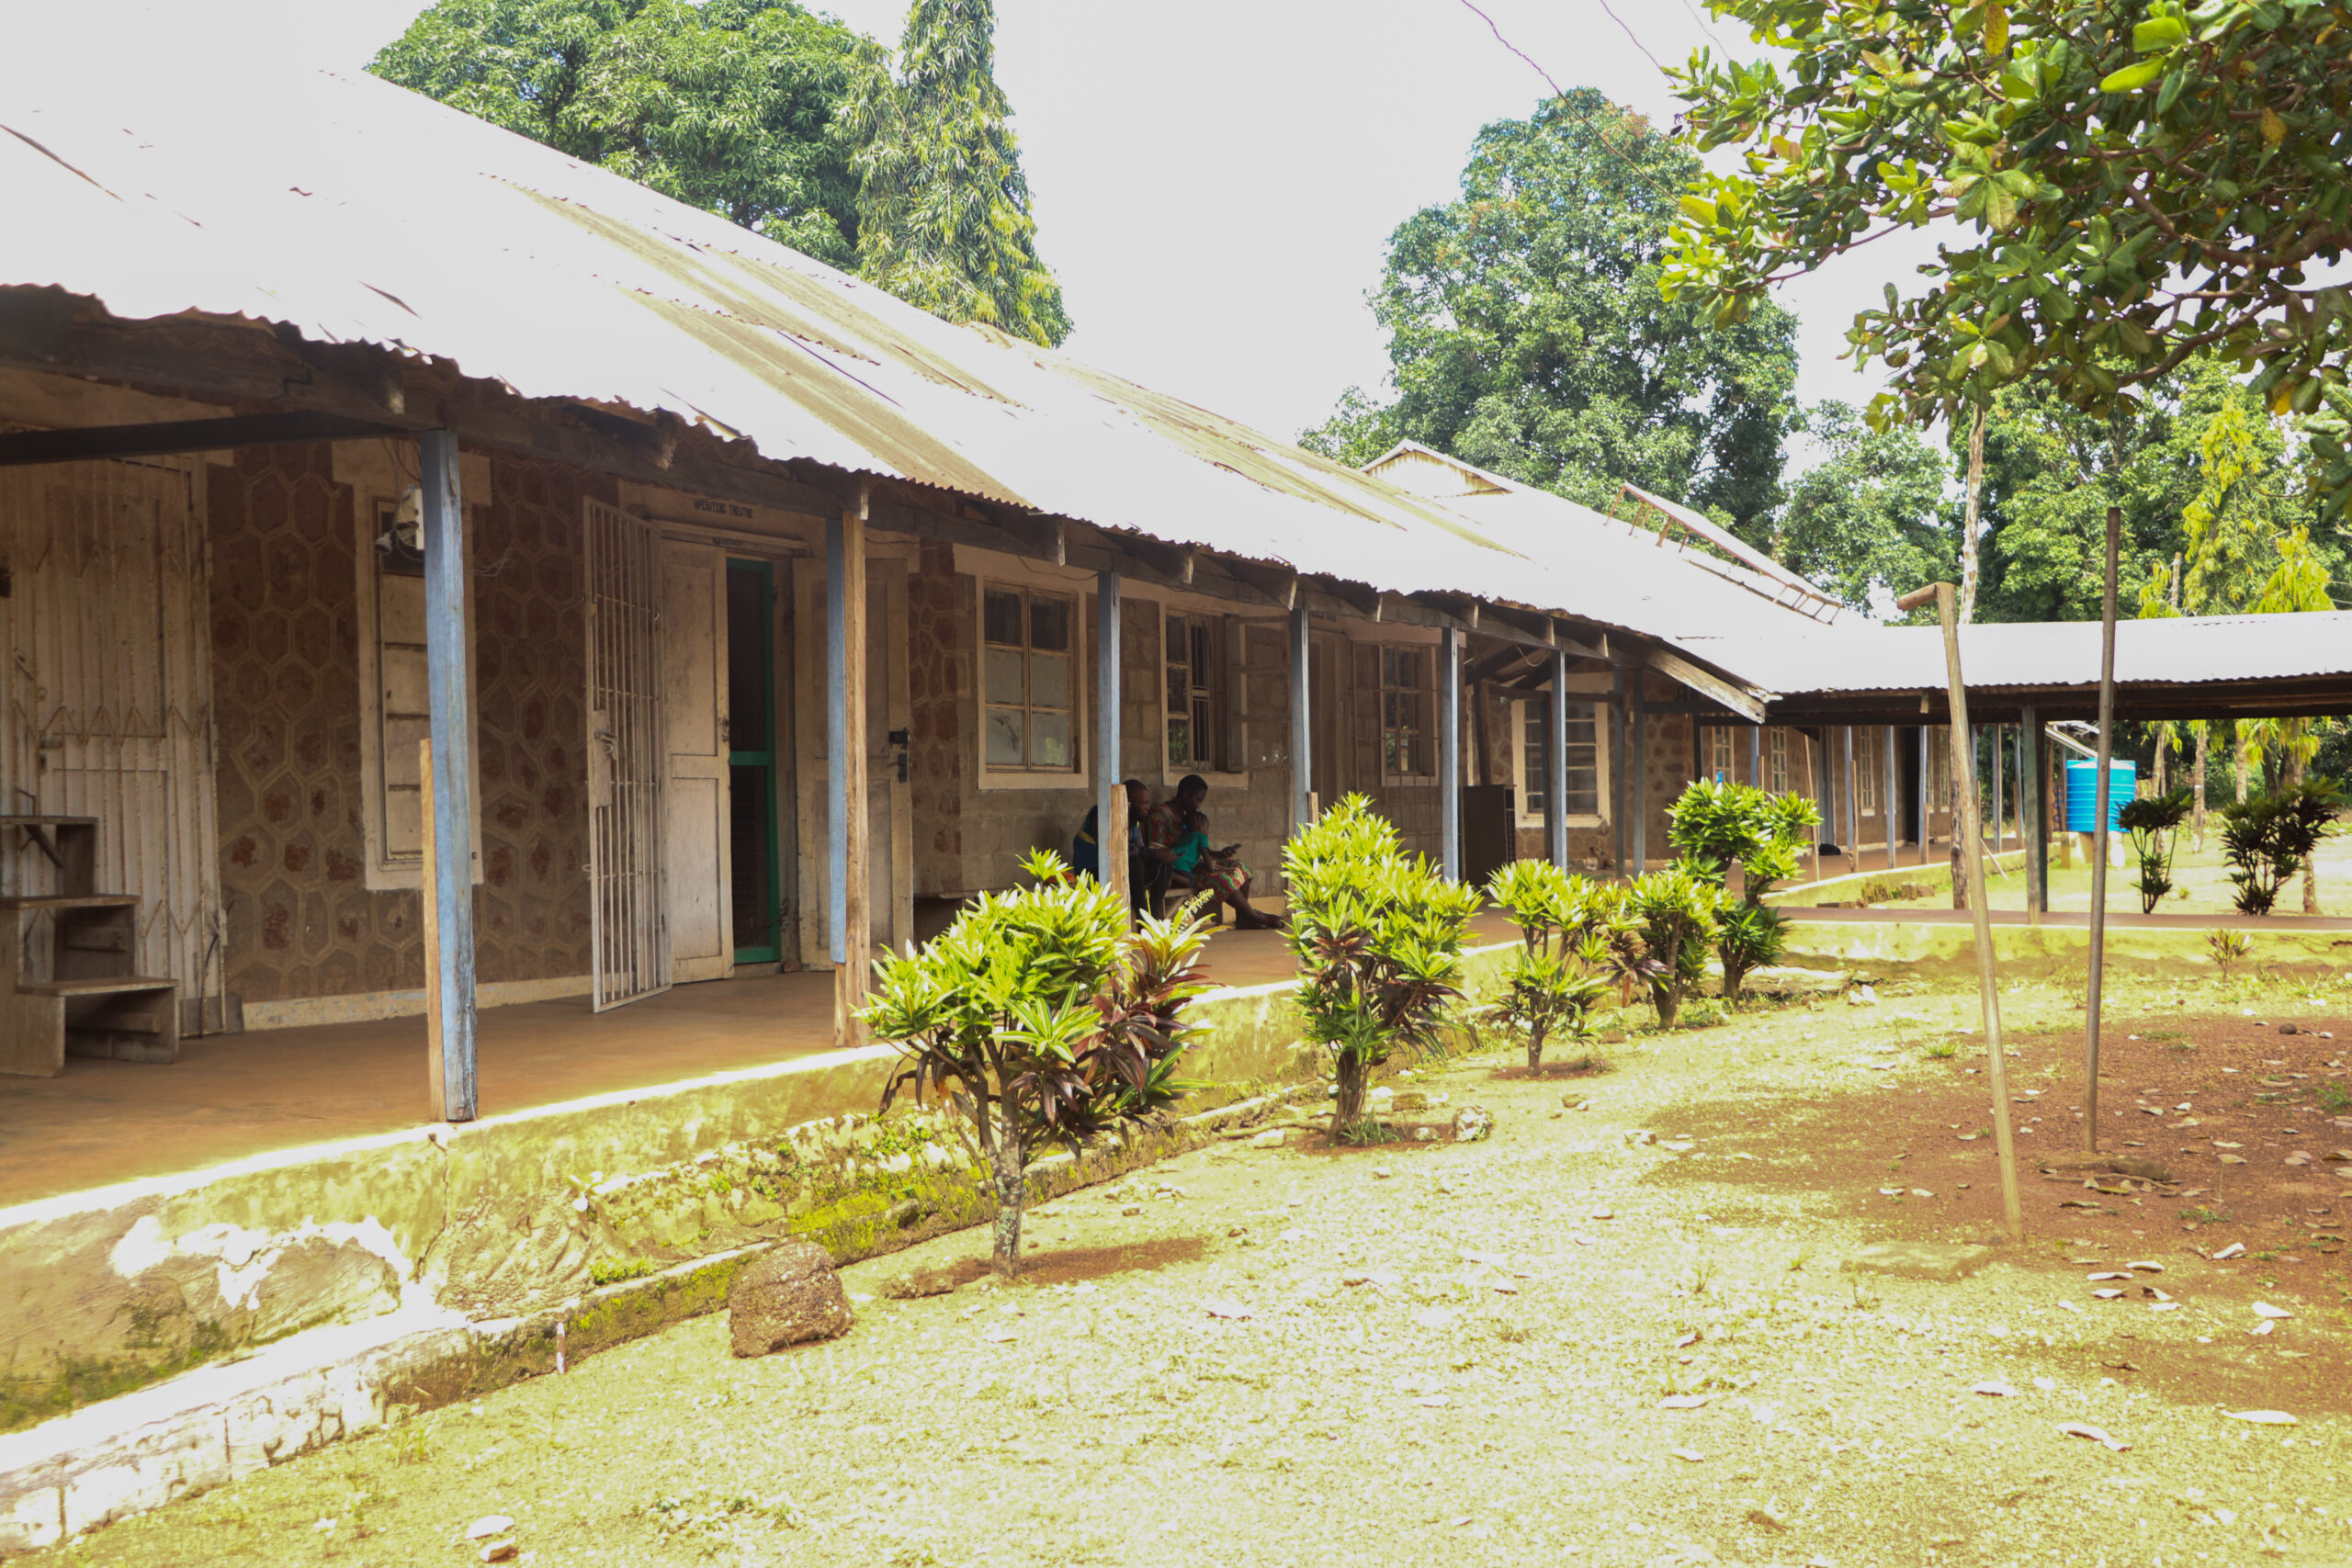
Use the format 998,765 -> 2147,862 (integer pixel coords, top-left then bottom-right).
36,972 -> 2352,1568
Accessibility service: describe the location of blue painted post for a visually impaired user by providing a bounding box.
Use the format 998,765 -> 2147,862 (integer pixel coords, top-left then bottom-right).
420,429 -> 475,1122
826,513 -> 849,966
1748,723 -> 1761,789
1440,626 -> 1462,881
1917,724 -> 1931,868
1097,571 -> 1125,916
1629,676 -> 1647,874
1289,605 -> 1312,837
1884,724 -> 1898,869
1548,648 -> 1568,870
1611,663 -> 1627,877
826,487 -> 869,1043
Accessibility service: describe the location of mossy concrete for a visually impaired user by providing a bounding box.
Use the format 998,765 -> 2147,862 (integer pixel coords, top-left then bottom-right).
1779,917 -> 2351,981
0,942 -> 1517,1446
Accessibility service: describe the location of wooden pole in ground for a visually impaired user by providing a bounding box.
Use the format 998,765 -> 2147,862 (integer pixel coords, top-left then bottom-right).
1897,581 -> 2023,1242
2084,505 -> 2121,1152
1548,648 -> 1570,871
1883,725 -> 1897,870
1440,626 -> 1463,881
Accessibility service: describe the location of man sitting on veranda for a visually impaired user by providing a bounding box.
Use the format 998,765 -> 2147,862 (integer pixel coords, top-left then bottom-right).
1139,773 -> 1208,919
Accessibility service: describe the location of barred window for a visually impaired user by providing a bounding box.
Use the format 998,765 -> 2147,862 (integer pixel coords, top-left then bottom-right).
1381,646 -> 1434,779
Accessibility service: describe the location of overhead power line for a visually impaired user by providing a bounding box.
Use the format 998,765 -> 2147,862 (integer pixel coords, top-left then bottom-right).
1447,0 -> 1683,202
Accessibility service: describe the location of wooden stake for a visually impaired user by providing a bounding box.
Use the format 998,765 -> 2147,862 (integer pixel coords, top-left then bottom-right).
829,485 -> 871,1046
422,735 -> 447,1121
2085,505 -> 2121,1152
1897,581 -> 2023,1242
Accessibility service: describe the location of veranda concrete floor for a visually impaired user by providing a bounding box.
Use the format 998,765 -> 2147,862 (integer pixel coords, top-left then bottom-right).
0,913 -> 1514,1212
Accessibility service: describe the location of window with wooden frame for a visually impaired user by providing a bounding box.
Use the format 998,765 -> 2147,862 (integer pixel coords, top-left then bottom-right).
1379,645 -> 1436,779
981,583 -> 1078,773
1709,727 -> 1733,783
354,495 -> 481,891
1858,730 -> 1878,810
1512,698 -> 1605,828
1163,610 -> 1225,773
1769,728 -> 1788,794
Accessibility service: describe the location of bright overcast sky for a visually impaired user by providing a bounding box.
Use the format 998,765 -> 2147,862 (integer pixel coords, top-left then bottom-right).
158,0 -> 1945,453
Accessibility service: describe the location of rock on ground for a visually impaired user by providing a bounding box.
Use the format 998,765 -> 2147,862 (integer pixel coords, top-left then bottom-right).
728,1241 -> 854,1357
1451,1105 -> 1495,1143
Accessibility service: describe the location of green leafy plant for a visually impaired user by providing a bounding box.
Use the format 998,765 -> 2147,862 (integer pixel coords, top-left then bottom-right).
2206,927 -> 2252,977
861,850 -> 1213,1274
1484,860 -> 1613,1073
1668,778 -> 1816,1001
2219,777 -> 2346,916
1282,795 -> 1481,1136
1628,862 -> 1724,1029
2120,786 -> 2195,913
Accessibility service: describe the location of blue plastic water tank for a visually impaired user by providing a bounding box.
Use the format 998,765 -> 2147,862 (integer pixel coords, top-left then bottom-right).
2063,759 -> 2138,831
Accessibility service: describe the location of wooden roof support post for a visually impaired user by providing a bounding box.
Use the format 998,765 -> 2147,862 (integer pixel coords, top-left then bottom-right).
1611,663 -> 1628,879
1991,726 -> 2006,855
1917,726 -> 1931,870
1288,605 -> 1312,841
2019,705 -> 2045,927
1898,580 -> 2024,1242
1883,725 -> 1898,870
420,429 -> 477,1122
1548,648 -> 1569,872
1629,673 -> 1647,874
1440,626 -> 1463,882
1843,725 -> 1859,877
1748,723 -> 1761,793
1098,572 -> 1129,919
829,483 -> 871,1046
2085,506 -> 2122,1153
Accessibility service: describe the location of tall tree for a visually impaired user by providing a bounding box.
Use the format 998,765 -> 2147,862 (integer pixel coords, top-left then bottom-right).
1667,0 -> 2352,518
1774,400 -> 1951,609
842,0 -> 1071,347
1303,91 -> 1800,537
373,0 -> 866,267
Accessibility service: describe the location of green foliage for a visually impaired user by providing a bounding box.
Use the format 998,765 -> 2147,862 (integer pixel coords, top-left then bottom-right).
2118,785 -> 2193,913
841,0 -> 1070,346
860,850 -> 1212,1269
1301,89 -> 1799,537
371,0 -> 865,267
2205,926 -> 2252,977
1627,863 -> 1724,1028
1282,795 -> 1481,1134
1484,860 -> 1612,1072
2218,778 -> 2348,916
1667,0 -> 2352,516
1667,779 -> 1815,999
1775,400 -> 1954,608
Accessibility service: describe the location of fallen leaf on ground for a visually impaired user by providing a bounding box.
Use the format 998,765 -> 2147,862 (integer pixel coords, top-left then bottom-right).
1660,1394 -> 1709,1409
1671,1448 -> 1703,1462
466,1517 -> 514,1541
1973,1382 -> 2020,1397
2252,1302 -> 2292,1319
2223,1410 -> 2297,1426
1204,1300 -> 1252,1320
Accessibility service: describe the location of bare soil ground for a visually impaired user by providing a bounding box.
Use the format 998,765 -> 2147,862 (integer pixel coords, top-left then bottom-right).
32,968 -> 2352,1568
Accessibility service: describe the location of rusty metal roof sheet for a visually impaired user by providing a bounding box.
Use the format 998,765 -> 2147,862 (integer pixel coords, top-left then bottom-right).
0,60 -> 1820,667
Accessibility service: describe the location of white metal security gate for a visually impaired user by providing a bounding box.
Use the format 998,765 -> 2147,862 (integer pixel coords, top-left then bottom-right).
0,458 -> 220,1002
584,499 -> 669,1010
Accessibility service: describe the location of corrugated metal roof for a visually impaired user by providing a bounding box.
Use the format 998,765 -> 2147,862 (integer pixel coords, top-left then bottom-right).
1683,611 -> 2352,701
0,60 -> 1804,671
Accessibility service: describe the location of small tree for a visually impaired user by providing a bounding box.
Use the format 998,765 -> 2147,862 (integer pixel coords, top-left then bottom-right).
1667,779 -> 1816,1002
1283,795 -> 1481,1137
2219,778 -> 2347,917
2119,787 -> 2195,914
1485,860 -> 1611,1073
861,851 -> 1212,1274
1628,863 -> 1724,1028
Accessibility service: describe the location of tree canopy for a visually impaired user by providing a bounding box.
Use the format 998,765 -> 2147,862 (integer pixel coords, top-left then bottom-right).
842,0 -> 1071,347
372,0 -> 865,267
1303,91 -> 1800,537
1665,0 -> 2352,514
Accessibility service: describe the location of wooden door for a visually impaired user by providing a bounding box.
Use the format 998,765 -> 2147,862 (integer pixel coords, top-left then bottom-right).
662,539 -> 733,983
0,459 -> 219,1005
1310,630 -> 1347,811
583,500 -> 668,1010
